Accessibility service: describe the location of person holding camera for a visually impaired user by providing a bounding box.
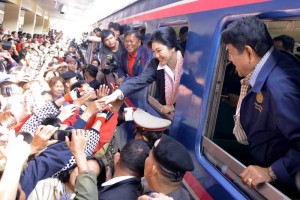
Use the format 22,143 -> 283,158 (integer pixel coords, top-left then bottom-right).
97,29 -> 125,91
0,39 -> 19,73
0,50 -> 18,73
19,90 -> 110,197
27,128 -> 106,200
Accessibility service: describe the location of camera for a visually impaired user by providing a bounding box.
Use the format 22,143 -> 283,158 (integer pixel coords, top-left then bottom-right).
102,54 -> 118,75
51,130 -> 72,141
2,41 -> 12,51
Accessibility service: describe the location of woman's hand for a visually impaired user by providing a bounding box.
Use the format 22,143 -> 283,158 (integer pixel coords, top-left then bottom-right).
160,105 -> 174,115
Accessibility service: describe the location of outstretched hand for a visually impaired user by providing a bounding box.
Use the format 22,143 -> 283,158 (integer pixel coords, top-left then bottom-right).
100,89 -> 123,105
57,104 -> 77,121
96,84 -> 110,99
1,130 -> 31,163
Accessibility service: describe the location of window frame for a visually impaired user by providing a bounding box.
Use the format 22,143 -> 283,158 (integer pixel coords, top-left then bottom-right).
201,14 -> 297,199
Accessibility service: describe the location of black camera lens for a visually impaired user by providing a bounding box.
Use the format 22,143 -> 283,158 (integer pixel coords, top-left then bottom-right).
51,130 -> 72,140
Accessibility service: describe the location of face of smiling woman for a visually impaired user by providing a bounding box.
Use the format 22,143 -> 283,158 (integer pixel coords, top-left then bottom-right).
51,80 -> 64,99
151,41 -> 176,67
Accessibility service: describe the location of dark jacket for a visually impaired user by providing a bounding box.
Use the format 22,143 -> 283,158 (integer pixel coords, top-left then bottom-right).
97,39 -> 124,90
240,49 -> 300,189
118,45 -> 149,80
98,177 -> 142,200
20,141 -> 73,196
99,41 -> 124,70
119,58 -> 167,105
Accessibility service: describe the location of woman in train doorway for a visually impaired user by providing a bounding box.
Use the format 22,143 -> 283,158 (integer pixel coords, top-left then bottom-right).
101,27 -> 184,116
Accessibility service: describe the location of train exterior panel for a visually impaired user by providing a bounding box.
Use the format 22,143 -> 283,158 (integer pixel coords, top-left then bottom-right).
97,0 -> 300,199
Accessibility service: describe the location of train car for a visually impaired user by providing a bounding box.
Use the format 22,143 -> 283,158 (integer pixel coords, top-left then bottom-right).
94,0 -> 300,199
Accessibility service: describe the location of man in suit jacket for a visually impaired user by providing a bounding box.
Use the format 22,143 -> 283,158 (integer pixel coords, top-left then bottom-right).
222,16 -> 300,196
117,29 -> 149,108
118,30 -> 149,82
98,139 -> 150,200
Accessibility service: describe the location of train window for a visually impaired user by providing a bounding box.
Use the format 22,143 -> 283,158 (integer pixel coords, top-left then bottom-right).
203,17 -> 300,199
146,23 -> 189,120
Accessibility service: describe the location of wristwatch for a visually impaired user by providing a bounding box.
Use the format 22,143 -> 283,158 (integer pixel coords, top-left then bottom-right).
268,167 -> 277,181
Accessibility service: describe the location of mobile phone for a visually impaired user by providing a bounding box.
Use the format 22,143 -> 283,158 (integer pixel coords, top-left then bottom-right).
51,130 -> 72,141
102,110 -> 114,121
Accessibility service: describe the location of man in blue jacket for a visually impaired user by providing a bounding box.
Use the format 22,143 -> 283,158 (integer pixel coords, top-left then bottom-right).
118,29 -> 149,82
222,16 -> 300,196
117,30 -> 149,108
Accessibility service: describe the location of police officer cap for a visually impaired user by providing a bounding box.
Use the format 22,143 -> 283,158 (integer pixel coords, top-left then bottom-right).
86,64 -> 98,74
133,109 -> 171,131
61,71 -> 77,80
153,134 -> 194,179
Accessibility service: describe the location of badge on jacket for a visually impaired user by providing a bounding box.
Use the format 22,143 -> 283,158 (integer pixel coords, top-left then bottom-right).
255,92 -> 263,112
256,92 -> 264,103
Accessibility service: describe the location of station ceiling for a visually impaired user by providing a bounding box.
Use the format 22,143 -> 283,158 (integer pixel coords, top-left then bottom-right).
35,0 -> 137,32
1,0 -> 137,33
38,0 -> 92,22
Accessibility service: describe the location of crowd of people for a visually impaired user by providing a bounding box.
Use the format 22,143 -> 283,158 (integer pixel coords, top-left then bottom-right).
0,16 -> 300,199
0,21 -> 193,200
